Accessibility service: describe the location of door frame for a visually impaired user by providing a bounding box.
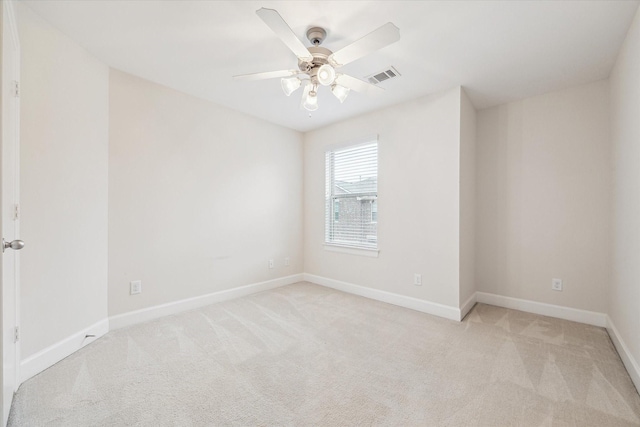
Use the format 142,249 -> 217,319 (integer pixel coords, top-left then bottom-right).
1,0 -> 21,423
7,0 -> 20,392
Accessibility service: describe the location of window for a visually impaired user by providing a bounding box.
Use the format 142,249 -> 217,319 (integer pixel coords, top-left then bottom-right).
325,139 -> 378,250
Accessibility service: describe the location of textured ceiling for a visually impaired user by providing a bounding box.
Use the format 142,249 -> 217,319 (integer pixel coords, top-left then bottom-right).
23,1 -> 640,132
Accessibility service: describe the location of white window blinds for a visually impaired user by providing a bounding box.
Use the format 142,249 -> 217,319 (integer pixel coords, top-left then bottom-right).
325,140 -> 378,249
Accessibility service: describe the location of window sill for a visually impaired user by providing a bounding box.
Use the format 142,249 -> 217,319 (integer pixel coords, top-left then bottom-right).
323,244 -> 379,258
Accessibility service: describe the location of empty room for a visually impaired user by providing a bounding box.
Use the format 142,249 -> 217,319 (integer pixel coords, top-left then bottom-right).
0,0 -> 639,425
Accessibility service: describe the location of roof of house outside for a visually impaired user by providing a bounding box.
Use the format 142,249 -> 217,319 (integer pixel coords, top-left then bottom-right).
334,177 -> 377,195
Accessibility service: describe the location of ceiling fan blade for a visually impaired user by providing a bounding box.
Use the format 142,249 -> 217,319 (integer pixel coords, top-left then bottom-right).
335,74 -> 384,95
329,22 -> 400,68
256,8 -> 313,62
233,69 -> 299,81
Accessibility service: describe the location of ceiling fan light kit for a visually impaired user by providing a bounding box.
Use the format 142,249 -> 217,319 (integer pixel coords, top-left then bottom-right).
281,76 -> 302,96
234,8 -> 400,113
331,84 -> 350,103
303,88 -> 319,111
317,64 -> 336,86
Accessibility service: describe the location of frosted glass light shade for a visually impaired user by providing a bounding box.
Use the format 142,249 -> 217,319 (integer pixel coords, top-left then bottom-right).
317,64 -> 336,86
331,84 -> 350,103
281,77 -> 302,96
303,90 -> 319,111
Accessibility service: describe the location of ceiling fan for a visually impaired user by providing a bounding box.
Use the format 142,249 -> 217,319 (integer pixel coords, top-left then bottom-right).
233,8 -> 400,112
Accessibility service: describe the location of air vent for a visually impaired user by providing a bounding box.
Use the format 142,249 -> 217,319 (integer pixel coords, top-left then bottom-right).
367,66 -> 401,85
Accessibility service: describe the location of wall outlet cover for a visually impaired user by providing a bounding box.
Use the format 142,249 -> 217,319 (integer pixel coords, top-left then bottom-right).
552,278 -> 563,291
130,280 -> 142,295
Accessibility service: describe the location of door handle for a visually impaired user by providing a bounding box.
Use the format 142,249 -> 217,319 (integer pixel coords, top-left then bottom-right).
2,239 -> 24,252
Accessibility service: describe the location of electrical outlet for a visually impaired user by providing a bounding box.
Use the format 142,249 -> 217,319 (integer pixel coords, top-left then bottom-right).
130,280 -> 142,295
552,278 -> 563,291
284,257 -> 290,266
268,259 -> 274,269
414,274 -> 422,286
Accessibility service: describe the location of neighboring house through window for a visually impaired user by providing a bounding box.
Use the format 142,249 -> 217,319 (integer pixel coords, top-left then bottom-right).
325,137 -> 378,250
371,199 -> 378,223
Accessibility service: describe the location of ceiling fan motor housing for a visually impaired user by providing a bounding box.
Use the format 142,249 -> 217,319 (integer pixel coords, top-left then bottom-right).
299,46 -> 334,84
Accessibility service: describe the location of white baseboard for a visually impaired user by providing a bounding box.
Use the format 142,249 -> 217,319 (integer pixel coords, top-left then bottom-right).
475,292 -> 607,327
607,316 -> 640,392
460,293 -> 477,320
19,275 -> 303,385
109,274 -> 304,330
20,318 -> 109,384
303,273 -> 461,321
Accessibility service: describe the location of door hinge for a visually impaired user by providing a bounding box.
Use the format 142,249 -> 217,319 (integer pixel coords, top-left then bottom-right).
13,81 -> 19,98
13,204 -> 19,220
14,327 -> 19,343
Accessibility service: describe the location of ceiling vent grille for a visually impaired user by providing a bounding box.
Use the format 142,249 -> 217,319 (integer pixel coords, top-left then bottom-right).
367,66 -> 400,85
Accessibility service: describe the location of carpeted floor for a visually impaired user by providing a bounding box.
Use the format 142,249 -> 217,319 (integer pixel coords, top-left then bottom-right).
9,282 -> 640,426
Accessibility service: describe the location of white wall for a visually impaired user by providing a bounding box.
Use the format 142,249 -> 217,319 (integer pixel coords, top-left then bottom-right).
610,6 -> 640,388
304,87 -> 462,309
459,89 -> 476,308
108,70 -> 303,316
476,80 -> 611,313
18,4 -> 109,359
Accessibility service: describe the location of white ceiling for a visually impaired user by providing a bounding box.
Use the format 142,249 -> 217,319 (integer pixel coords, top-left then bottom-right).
23,1 -> 639,132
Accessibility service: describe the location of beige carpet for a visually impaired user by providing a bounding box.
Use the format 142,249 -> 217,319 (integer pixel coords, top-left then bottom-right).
9,282 -> 640,426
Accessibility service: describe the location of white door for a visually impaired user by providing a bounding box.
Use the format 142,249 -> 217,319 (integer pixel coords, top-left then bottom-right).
1,1 -> 20,425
